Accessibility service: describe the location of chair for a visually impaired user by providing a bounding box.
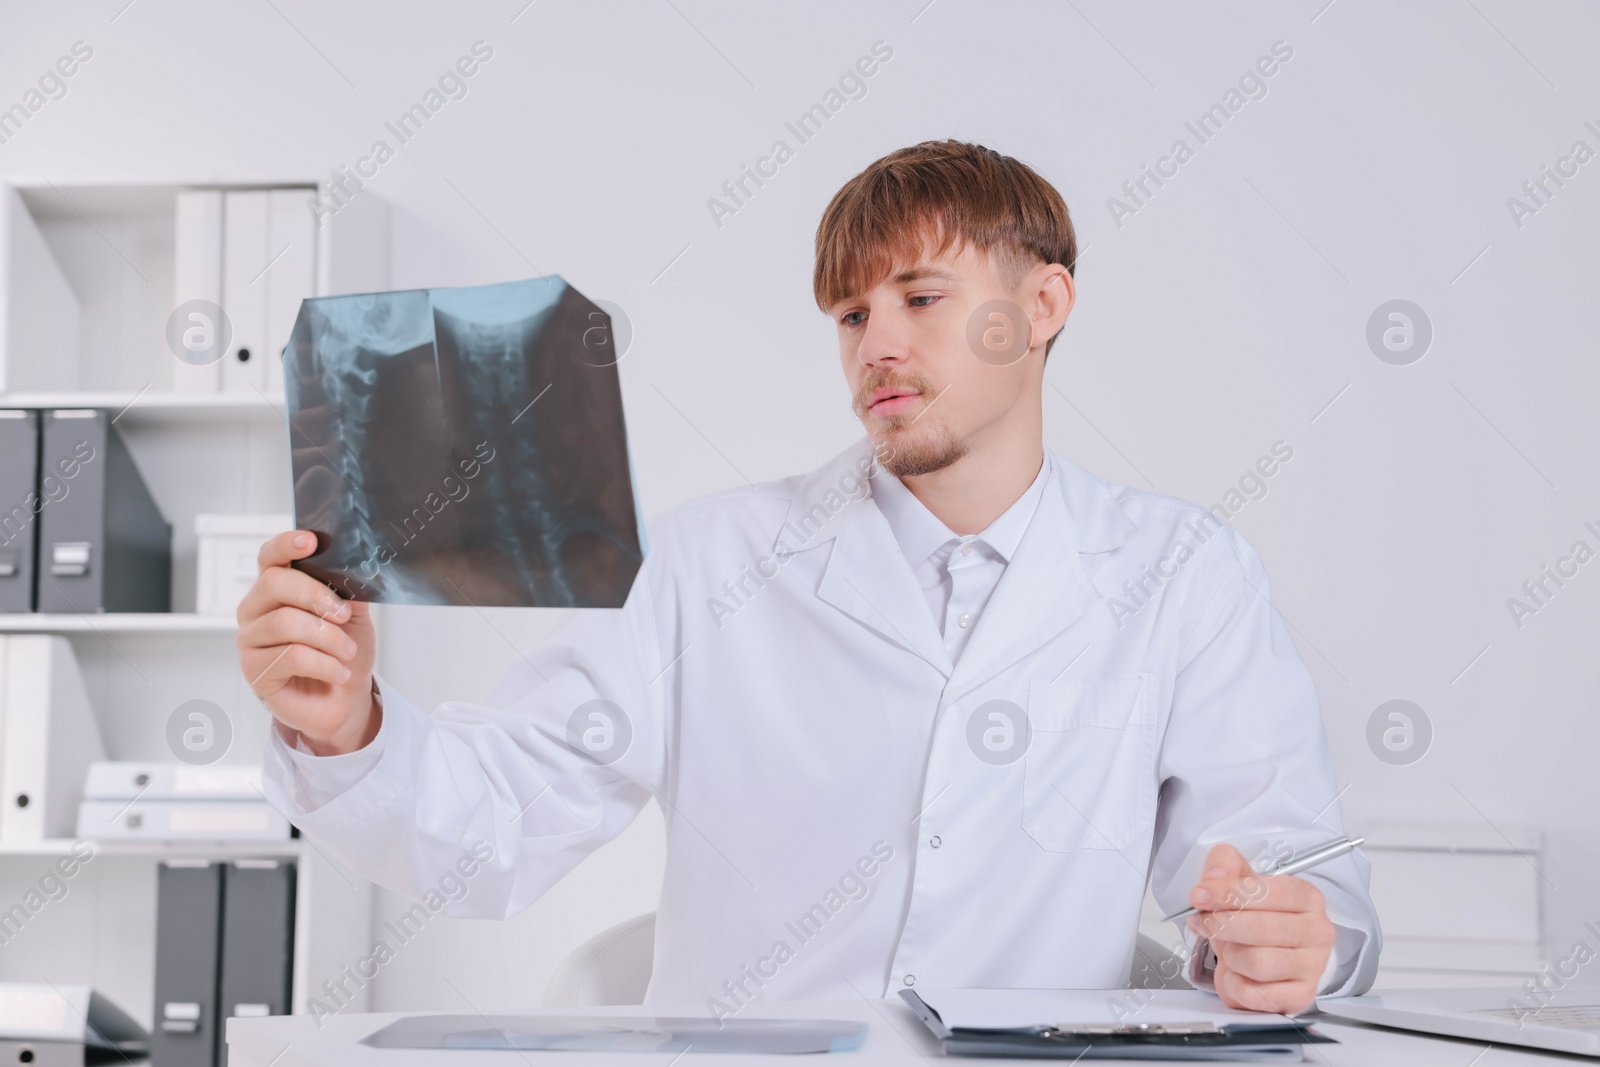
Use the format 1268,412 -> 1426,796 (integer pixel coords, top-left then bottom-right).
543,911 -> 1190,1007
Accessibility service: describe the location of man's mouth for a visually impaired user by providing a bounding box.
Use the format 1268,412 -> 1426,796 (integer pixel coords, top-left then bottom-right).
867,385 -> 922,417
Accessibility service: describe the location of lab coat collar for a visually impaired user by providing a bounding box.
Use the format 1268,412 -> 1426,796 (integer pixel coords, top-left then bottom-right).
776,437 -> 1139,692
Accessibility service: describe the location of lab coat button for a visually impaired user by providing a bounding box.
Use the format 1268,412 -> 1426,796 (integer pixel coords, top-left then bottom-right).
929,835 -> 941,848
957,612 -> 972,628
903,974 -> 916,986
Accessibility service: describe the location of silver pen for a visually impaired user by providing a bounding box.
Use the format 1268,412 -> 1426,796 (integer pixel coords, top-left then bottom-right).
1162,836 -> 1365,922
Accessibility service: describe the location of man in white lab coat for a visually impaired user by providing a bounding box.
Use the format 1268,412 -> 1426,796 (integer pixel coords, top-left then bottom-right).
241,139 -> 1379,1015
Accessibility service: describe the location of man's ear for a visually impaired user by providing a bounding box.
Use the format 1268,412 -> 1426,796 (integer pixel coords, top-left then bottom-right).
1027,264 -> 1075,354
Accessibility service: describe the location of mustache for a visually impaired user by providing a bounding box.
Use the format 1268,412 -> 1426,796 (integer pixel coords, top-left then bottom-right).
852,371 -> 938,417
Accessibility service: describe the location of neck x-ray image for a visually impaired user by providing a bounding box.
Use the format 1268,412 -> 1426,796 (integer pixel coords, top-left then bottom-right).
282,276 -> 645,608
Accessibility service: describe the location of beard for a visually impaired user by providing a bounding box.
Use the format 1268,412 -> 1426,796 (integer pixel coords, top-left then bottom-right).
875,420 -> 968,477
852,371 -> 970,478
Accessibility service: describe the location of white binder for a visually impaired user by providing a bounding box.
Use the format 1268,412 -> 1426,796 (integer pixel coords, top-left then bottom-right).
221,190 -> 269,393
83,761 -> 263,802
77,799 -> 289,841
263,189 -> 315,397
0,635 -> 104,841
172,189 -> 224,394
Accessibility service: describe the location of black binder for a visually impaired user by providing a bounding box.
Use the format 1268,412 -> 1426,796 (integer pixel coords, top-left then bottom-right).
35,408 -> 170,613
899,989 -> 1336,1060
0,409 -> 39,612
216,859 -> 296,1065
152,860 -> 223,1067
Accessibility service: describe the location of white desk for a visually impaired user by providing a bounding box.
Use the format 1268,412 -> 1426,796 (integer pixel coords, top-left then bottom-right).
227,998 -> 1581,1065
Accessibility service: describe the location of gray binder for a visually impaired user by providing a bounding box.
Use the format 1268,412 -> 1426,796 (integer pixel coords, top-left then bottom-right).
152,860 -> 223,1067
216,859 -> 296,1065
0,410 -> 39,612
35,409 -> 171,613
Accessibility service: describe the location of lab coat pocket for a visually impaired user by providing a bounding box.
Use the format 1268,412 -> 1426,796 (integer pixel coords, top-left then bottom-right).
1022,674 -> 1157,852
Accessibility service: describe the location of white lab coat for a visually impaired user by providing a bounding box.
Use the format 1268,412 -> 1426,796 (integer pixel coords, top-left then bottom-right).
264,436 -> 1381,1005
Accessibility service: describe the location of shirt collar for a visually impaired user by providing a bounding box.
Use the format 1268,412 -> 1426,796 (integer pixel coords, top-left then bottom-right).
871,451 -> 1054,568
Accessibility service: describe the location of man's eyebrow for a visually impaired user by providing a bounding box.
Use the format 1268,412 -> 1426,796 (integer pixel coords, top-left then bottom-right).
830,264 -> 958,308
889,264 -> 958,284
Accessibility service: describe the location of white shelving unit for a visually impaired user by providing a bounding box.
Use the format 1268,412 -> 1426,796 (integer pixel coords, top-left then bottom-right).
0,391 -> 287,424
0,178 -> 389,1029
0,613 -> 236,633
0,837 -> 303,858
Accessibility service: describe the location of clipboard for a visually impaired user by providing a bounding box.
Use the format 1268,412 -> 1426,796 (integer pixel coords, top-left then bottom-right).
899,988 -> 1336,1060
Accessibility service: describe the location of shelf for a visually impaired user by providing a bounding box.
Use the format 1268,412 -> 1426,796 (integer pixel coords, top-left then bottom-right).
0,612 -> 236,633
0,390 -> 289,424
0,837 -> 302,858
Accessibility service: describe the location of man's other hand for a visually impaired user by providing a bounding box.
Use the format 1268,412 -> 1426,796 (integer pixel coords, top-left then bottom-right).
1186,843 -> 1337,1014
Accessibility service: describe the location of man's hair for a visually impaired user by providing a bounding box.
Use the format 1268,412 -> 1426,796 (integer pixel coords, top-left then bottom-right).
812,139 -> 1077,354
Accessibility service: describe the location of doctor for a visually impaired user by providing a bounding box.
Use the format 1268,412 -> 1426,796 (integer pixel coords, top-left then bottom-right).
241,139 -> 1379,1015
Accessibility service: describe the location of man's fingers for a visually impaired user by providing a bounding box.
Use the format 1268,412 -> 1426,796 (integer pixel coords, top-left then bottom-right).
258,529 -> 319,572
245,643 -> 350,691
1213,943 -> 1325,984
238,563 -> 351,627
1191,872 -> 1323,914
1189,908 -> 1298,946
1189,907 -> 1337,951
239,606 -> 358,663
1214,965 -> 1315,1016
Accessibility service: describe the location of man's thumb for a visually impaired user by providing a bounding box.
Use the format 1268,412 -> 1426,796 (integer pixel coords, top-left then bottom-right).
1202,842 -> 1250,880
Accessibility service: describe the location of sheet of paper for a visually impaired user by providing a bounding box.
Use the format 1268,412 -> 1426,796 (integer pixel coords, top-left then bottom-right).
914,987 -> 1298,1031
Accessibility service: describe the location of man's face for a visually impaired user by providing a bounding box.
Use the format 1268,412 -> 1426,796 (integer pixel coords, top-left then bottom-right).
831,238 -> 1063,478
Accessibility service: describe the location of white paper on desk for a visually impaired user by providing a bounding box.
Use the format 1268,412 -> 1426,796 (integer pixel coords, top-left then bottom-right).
915,988 -> 1298,1031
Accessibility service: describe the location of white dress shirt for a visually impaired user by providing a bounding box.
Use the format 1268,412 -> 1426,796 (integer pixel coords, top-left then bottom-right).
870,452 -> 1052,666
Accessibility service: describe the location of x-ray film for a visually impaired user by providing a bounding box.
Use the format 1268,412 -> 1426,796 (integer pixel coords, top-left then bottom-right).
282,276 -> 645,607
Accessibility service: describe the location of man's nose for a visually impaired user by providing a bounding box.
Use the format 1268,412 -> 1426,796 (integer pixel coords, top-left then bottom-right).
855,310 -> 910,368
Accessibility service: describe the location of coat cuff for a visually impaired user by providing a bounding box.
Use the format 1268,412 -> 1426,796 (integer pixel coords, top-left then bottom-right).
261,672 -> 415,825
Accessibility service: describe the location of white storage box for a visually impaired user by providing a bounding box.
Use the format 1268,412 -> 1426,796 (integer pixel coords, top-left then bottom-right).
195,513 -> 293,615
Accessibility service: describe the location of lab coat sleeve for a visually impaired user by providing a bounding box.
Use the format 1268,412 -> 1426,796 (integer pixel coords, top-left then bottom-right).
275,711 -> 386,812
1147,525 -> 1382,999
260,542 -> 672,920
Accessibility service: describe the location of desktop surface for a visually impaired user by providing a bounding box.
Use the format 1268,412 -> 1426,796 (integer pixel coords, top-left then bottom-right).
227,996 -> 1582,1065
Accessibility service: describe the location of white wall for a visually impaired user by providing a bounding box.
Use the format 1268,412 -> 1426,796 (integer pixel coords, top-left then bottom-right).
4,0 -> 1595,1008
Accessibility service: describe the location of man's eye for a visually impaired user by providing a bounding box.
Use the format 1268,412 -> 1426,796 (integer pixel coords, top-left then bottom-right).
909,294 -> 939,308
841,310 -> 866,327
